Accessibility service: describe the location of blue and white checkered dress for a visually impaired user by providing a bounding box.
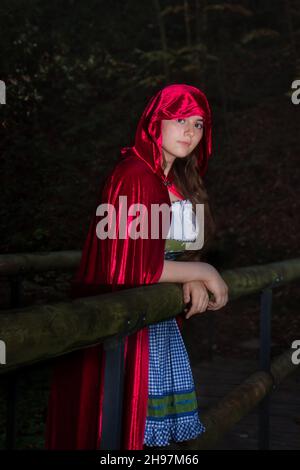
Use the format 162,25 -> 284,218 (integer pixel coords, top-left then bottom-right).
143,200 -> 206,447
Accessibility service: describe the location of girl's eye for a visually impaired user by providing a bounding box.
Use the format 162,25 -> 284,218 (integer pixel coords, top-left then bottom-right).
176,118 -> 203,129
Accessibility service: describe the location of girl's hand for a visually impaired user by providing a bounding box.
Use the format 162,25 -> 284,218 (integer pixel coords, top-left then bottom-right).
202,269 -> 229,311
182,280 -> 209,319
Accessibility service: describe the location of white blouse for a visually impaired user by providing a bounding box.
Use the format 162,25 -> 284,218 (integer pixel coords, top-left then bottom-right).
166,199 -> 199,242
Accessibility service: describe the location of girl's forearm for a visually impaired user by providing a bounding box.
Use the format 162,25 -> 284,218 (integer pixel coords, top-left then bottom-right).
158,260 -> 215,284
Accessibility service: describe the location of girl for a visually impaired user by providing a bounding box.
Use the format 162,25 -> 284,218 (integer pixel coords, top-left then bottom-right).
45,83 -> 228,450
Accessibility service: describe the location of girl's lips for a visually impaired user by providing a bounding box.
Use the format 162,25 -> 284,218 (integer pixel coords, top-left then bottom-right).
177,141 -> 191,146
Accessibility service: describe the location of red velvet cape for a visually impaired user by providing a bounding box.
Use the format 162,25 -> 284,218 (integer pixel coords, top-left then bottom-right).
45,84 -> 212,450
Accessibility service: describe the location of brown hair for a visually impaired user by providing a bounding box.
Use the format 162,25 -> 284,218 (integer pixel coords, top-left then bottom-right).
162,143 -> 216,260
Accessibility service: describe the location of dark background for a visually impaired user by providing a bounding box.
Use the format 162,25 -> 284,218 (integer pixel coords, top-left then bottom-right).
0,0 -> 299,449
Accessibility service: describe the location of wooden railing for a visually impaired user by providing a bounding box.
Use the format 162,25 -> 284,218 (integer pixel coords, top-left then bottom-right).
0,252 -> 299,450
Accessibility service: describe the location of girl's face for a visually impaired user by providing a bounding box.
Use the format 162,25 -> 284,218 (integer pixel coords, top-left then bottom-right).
161,115 -> 204,161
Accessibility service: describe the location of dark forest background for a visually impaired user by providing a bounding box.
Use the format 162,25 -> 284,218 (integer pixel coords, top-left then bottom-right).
0,0 -> 299,265
0,0 -> 299,449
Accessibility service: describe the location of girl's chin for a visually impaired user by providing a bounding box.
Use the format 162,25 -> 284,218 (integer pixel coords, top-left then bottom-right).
174,152 -> 190,159
162,149 -> 191,160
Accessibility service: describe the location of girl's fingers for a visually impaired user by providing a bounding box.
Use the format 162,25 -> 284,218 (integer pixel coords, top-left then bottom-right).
185,304 -> 196,318
203,297 -> 210,311
207,293 -> 228,310
185,301 -> 198,318
186,295 -> 209,318
199,295 -> 209,313
183,288 -> 190,304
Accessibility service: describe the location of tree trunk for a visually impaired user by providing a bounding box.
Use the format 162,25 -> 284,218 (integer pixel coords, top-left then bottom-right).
153,0 -> 170,81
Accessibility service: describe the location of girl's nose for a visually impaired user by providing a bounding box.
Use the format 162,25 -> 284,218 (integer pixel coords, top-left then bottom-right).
185,125 -> 194,137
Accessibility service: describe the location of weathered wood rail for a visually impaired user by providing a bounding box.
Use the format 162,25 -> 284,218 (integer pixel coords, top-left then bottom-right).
0,252 -> 299,450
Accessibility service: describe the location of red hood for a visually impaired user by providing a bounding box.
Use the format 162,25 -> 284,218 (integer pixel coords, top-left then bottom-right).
120,83 -> 212,188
